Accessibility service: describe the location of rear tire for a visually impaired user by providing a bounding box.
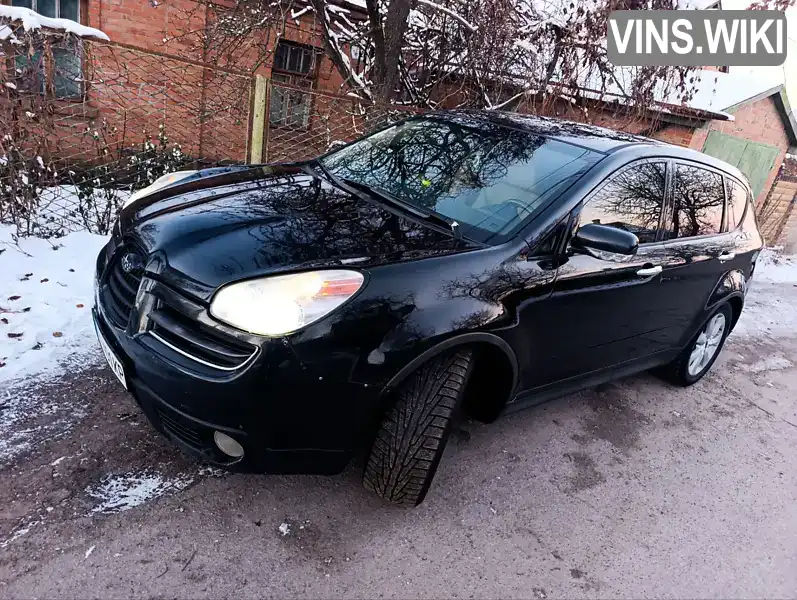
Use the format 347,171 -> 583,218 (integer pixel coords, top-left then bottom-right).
660,303 -> 733,387
363,349 -> 474,506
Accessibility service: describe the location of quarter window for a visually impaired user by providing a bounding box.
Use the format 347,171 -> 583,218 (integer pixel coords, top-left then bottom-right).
665,164 -> 725,239
725,178 -> 749,231
579,162 -> 667,244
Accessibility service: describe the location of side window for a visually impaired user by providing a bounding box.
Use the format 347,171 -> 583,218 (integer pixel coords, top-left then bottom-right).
665,164 -> 725,239
725,178 -> 749,231
579,162 -> 666,244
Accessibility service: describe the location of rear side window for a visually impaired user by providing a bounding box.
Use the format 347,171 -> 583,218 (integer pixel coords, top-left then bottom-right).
666,164 -> 725,239
579,162 -> 666,244
725,178 -> 749,231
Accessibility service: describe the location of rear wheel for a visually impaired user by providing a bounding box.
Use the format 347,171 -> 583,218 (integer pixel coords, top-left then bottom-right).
363,349 -> 474,506
661,303 -> 733,386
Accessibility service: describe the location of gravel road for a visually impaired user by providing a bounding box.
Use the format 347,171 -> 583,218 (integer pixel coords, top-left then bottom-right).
1,282 -> 796,599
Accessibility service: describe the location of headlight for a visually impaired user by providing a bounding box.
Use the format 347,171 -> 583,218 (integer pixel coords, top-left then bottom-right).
123,170 -> 198,209
209,270 -> 365,336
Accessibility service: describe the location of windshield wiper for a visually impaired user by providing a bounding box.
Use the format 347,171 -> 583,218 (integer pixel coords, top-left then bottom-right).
338,177 -> 464,241
302,159 -> 337,184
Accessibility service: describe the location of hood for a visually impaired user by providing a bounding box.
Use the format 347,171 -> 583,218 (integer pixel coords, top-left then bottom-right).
120,165 -> 472,301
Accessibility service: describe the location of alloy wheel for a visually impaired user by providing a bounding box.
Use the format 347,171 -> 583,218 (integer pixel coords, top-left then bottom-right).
687,313 -> 727,377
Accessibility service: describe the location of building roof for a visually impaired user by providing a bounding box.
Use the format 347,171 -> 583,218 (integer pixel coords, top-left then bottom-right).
681,72 -> 797,146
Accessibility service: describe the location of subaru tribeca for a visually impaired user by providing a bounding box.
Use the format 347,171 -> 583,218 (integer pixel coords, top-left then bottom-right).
93,111 -> 763,505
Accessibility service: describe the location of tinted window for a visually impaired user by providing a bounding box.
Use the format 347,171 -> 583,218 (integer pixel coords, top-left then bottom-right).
666,165 -> 725,239
579,162 -> 666,244
725,178 -> 749,231
322,118 -> 601,244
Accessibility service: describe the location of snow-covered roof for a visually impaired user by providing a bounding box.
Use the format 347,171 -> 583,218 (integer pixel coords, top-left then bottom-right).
0,5 -> 109,41
676,69 -> 783,113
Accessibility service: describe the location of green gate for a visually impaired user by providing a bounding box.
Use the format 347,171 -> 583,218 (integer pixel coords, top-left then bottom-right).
701,130 -> 780,199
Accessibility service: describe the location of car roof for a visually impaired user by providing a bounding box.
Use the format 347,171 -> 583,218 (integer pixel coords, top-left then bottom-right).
432,109 -> 751,188
436,109 -> 661,152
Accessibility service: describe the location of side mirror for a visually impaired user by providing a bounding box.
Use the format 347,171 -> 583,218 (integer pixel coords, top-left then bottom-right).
572,223 -> 639,256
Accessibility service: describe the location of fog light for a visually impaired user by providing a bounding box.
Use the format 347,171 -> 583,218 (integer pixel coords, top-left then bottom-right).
213,431 -> 244,458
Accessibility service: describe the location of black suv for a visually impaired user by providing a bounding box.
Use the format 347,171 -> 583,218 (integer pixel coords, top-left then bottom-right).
93,111 -> 763,506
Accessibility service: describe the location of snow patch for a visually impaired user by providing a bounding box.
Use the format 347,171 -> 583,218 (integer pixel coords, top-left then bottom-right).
0,383 -> 89,465
741,355 -> 794,373
86,470 -> 195,514
0,5 -> 109,40
0,224 -> 109,385
755,249 -> 797,284
278,522 -> 291,536
0,519 -> 38,549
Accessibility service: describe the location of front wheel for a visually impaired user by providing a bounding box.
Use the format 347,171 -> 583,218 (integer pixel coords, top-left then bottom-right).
661,303 -> 733,386
363,349 -> 474,506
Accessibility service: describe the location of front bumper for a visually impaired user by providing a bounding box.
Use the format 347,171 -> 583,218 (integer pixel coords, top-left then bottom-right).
92,255 -> 380,474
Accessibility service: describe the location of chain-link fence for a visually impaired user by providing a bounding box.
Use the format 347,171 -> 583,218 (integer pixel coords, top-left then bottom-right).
1,26 -> 253,238
259,79 -> 425,163
0,24 -> 430,239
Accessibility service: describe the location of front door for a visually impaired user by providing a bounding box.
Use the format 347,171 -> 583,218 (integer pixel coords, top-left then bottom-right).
521,160 -> 675,390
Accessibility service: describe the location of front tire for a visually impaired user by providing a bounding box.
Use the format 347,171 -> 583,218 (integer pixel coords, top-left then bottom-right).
661,303 -> 733,386
363,349 -> 474,506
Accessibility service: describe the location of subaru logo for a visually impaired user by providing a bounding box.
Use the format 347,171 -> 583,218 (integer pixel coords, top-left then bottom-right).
120,252 -> 143,274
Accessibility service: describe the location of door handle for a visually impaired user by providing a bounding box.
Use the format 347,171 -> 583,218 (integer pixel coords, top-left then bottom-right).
636,265 -> 663,277
718,252 -> 736,262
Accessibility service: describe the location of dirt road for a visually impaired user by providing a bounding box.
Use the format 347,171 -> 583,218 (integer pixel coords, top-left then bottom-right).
2,282 -> 796,599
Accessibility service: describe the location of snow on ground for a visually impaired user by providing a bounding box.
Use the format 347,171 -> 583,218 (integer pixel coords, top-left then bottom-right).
86,470 -> 195,515
754,249 -> 797,284
733,249 -> 797,338
0,224 -> 109,384
85,465 -> 225,515
0,384 -> 88,465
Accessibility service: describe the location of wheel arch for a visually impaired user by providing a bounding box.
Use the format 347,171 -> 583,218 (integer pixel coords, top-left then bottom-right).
726,294 -> 744,331
379,332 -> 520,422
705,269 -> 746,331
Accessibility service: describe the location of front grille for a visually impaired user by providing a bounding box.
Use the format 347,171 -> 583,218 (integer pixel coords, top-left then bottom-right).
156,408 -> 204,448
148,302 -> 256,371
103,247 -> 145,328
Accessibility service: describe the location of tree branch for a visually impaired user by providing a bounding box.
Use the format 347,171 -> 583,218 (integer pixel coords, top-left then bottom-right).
415,0 -> 477,32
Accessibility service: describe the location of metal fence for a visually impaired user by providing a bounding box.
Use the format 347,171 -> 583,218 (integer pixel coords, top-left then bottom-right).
1,29 -> 253,238
0,24 -> 428,239
255,78 -> 425,164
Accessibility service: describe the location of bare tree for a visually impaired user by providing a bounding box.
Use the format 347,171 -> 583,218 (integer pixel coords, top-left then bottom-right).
163,0 -> 793,122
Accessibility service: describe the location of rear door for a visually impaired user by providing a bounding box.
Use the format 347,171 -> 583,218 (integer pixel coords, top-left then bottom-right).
656,161 -> 737,344
524,160 -> 674,389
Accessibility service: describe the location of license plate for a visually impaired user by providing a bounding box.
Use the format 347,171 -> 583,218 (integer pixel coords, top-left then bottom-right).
96,324 -> 127,390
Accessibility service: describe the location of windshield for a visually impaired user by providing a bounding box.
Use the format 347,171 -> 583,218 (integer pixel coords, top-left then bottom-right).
321,117 -> 602,244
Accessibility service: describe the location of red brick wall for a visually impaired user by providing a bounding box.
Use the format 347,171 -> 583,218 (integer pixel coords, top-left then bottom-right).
58,0 -> 364,168
84,0 -> 350,94
689,95 -> 791,206
652,124 -> 694,147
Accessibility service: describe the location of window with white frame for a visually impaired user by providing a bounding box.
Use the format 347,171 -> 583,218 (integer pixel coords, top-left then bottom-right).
12,0 -> 83,98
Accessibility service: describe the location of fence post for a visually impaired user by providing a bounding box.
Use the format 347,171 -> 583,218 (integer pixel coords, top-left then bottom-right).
249,74 -> 268,163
